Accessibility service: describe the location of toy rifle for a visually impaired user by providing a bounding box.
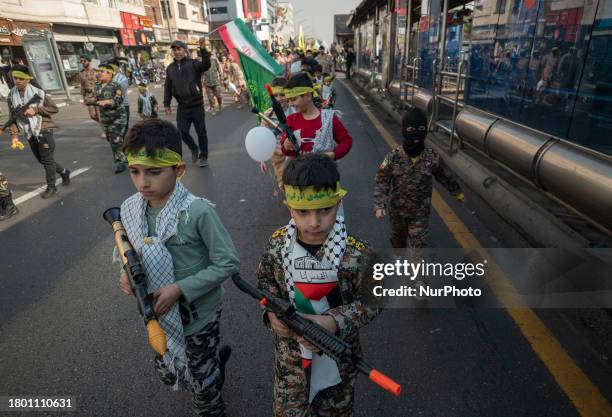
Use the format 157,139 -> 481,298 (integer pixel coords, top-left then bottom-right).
251,107 -> 282,136
264,83 -> 299,155
231,273 -> 402,396
103,207 -> 168,356
1,93 -> 43,131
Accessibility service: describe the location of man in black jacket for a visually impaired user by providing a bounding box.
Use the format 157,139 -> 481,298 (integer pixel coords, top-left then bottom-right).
164,40 -> 211,166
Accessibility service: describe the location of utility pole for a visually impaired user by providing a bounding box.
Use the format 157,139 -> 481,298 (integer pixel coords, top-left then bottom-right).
162,0 -> 174,41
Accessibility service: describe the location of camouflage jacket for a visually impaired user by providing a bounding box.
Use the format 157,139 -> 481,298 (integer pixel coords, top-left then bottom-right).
79,68 -> 98,99
256,226 -> 380,372
93,81 -> 126,126
203,56 -> 224,86
373,147 -> 461,217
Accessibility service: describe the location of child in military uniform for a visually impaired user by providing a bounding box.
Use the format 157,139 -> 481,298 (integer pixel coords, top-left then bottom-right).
373,107 -> 464,248
257,153 -> 380,416
91,64 -> 128,173
260,76 -> 294,191
117,119 -> 239,417
137,82 -> 159,120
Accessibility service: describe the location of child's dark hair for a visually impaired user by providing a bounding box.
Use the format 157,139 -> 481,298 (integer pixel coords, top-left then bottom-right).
122,119 -> 182,157
271,77 -> 288,87
283,154 -> 340,191
287,72 -> 313,89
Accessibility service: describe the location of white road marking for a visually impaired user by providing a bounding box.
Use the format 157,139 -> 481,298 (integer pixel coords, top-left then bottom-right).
14,166 -> 92,206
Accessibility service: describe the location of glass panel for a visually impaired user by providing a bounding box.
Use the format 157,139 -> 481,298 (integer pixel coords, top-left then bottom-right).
568,0 -> 612,155
359,18 -> 375,71
393,0 -> 408,81
417,0 -> 442,90
466,0 -> 599,145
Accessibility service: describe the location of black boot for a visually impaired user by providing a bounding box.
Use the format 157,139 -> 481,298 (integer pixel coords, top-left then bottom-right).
218,345 -> 232,388
114,162 -> 126,174
60,169 -> 71,186
0,195 -> 19,221
41,185 -> 57,199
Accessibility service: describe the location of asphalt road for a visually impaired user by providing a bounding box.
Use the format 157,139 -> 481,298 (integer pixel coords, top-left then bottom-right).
0,81 -> 608,417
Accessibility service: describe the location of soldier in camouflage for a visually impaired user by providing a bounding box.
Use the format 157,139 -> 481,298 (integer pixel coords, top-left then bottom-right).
373,107 -> 464,248
90,64 -> 128,173
257,154 -> 380,417
0,172 -> 18,221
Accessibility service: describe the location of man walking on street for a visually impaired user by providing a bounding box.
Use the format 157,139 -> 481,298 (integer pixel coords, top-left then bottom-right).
164,39 -> 211,167
1,65 -> 70,198
202,42 -> 224,116
79,54 -> 100,124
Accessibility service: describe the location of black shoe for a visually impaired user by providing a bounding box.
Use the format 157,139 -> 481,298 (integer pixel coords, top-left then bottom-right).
198,156 -> 208,167
191,148 -> 199,163
41,186 -> 57,199
114,163 -> 126,174
0,201 -> 18,221
60,169 -> 71,186
218,345 -> 232,388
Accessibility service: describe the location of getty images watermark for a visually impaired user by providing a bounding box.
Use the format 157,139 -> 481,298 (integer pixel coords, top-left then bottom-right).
360,248 -> 612,309
371,259 -> 487,298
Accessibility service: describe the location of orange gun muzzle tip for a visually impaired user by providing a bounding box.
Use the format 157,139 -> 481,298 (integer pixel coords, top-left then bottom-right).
259,298 -> 268,306
369,369 -> 402,396
265,84 -> 273,94
147,320 -> 168,356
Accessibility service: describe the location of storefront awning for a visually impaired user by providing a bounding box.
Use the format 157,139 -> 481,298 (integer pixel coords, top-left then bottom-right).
53,33 -> 89,43
87,35 -> 117,44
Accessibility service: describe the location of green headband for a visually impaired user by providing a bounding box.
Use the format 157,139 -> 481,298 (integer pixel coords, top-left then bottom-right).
12,70 -> 33,80
284,86 -> 315,99
126,147 -> 182,167
284,182 -> 347,209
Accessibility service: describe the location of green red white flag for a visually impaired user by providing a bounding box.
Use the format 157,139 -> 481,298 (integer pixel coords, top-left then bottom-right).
218,18 -> 283,76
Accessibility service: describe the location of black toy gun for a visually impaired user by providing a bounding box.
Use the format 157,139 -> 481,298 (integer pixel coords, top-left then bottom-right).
103,207 -> 168,356
264,83 -> 299,155
231,273 -> 402,396
1,93 -> 42,131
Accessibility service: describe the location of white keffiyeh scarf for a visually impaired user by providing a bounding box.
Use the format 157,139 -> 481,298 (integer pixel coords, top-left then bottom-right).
10,84 -> 45,138
280,215 -> 347,402
120,181 -> 204,389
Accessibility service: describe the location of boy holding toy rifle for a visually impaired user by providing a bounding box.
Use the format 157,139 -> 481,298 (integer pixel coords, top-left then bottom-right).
113,119 -> 239,417
256,153 -> 390,416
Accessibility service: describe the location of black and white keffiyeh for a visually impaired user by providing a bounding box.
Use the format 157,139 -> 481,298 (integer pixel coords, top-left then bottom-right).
10,84 -> 45,138
120,181 -> 207,389
280,215 -> 347,300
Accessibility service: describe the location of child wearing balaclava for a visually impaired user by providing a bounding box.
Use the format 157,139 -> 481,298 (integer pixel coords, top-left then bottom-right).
373,107 -> 464,248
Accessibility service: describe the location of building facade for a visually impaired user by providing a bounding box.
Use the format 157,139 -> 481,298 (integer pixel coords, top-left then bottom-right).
275,1 -> 294,45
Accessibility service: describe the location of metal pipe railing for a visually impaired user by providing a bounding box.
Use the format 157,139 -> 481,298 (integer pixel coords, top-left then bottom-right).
449,60 -> 466,154
411,57 -> 421,107
428,58 -> 439,131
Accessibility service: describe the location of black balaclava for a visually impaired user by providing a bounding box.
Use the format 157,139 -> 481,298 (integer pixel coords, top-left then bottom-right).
401,108 -> 428,156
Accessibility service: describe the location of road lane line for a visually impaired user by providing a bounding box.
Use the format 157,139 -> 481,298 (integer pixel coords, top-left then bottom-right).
14,166 -> 92,206
341,80 -> 612,417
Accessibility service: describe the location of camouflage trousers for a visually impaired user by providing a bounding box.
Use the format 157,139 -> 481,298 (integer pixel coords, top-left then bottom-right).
0,172 -> 9,199
274,336 -> 356,417
205,84 -> 223,110
104,123 -> 127,164
154,311 -> 225,417
388,212 -> 429,249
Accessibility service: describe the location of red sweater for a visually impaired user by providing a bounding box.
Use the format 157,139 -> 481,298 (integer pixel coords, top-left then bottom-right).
280,111 -> 353,160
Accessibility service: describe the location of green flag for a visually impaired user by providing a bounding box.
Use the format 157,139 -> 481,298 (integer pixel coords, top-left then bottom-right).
237,51 -> 276,114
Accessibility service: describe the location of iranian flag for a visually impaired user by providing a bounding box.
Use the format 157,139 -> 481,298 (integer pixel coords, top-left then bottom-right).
218,18 -> 283,76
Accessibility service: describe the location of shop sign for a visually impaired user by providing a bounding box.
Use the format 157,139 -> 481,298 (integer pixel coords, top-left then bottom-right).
135,30 -> 148,46
119,28 -> 137,46
139,17 -> 153,29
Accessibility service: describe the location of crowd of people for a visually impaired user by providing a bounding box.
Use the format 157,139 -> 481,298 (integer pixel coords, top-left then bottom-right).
0,34 -> 466,417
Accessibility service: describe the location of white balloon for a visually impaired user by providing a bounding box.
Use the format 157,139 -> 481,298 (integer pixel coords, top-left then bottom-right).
245,126 -> 277,162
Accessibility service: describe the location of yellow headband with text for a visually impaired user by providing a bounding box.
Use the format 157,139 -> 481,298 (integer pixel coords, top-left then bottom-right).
284,86 -> 315,99
126,147 -> 183,167
271,86 -> 285,95
12,70 -> 33,80
284,182 -> 347,209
